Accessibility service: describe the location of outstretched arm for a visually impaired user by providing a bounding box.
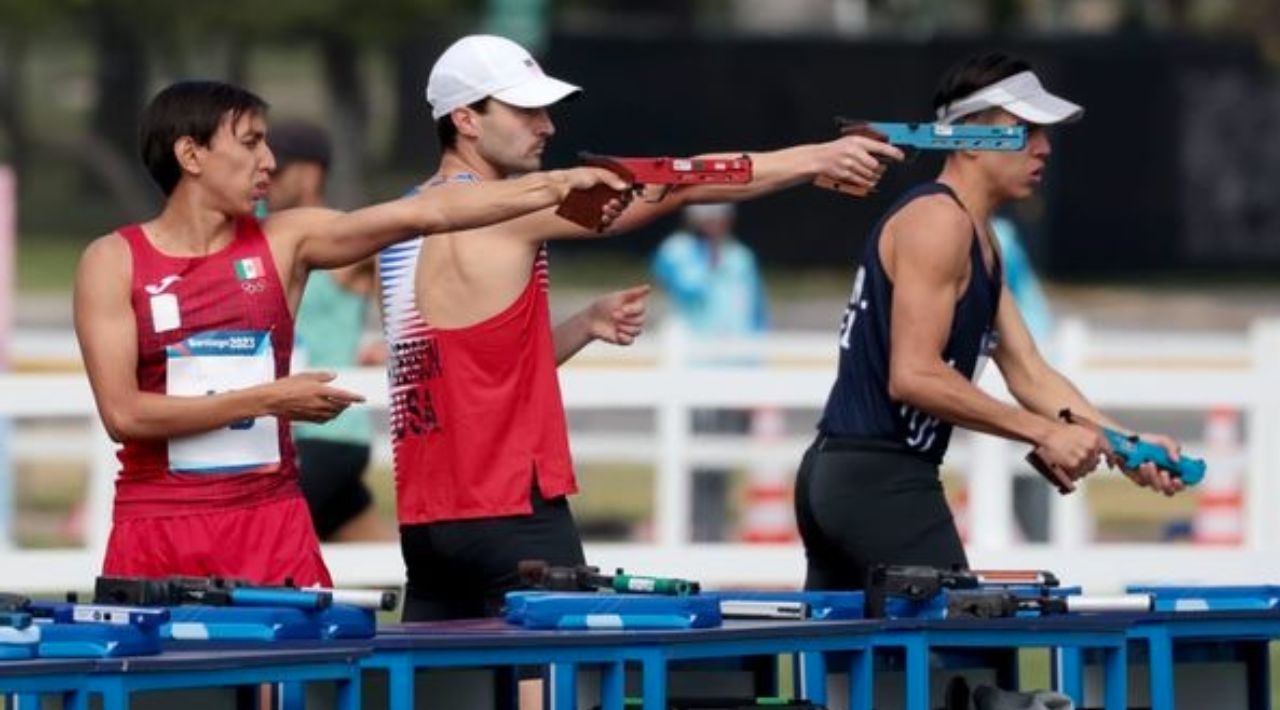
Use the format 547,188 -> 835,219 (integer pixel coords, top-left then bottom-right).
276,167 -> 630,270
660,134 -> 904,206
489,133 -> 907,244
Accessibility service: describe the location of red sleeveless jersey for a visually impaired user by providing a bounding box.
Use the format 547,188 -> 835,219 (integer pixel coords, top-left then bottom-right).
113,218 -> 301,519
379,236 -> 576,525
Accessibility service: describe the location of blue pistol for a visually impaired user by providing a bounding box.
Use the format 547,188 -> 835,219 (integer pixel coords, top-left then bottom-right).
1060,409 -> 1206,485
1027,409 -> 1206,493
815,118 -> 1027,196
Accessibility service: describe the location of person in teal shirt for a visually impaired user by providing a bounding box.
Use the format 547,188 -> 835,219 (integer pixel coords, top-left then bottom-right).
652,203 -> 769,337
992,215 -> 1053,346
268,120 -> 390,542
652,203 -> 770,541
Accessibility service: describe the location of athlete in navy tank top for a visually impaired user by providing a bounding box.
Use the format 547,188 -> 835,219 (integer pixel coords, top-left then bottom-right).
796,53 -> 1191,592
819,182 -> 1002,463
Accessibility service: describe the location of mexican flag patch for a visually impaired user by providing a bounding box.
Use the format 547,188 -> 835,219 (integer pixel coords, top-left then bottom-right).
234,257 -> 264,281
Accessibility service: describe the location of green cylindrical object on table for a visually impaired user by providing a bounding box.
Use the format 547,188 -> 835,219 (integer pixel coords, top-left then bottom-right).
610,573 -> 699,596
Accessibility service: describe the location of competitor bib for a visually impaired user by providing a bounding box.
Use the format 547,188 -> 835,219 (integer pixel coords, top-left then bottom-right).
166,330 -> 280,474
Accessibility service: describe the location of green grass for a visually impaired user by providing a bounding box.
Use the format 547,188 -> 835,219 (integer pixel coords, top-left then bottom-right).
15,235 -> 84,293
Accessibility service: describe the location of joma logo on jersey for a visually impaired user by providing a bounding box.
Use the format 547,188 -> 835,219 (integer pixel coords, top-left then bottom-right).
144,274 -> 182,295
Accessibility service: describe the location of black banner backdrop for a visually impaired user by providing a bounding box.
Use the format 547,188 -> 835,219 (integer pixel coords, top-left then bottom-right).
534,33 -> 1272,279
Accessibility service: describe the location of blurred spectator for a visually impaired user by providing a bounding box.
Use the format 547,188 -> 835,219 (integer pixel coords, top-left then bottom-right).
993,216 -> 1053,345
652,203 -> 769,337
268,120 -> 392,543
652,203 -> 771,541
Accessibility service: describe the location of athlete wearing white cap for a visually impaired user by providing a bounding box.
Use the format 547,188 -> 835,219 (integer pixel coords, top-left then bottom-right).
426,34 -> 582,120
379,33 -> 904,625
797,52 -> 1187,593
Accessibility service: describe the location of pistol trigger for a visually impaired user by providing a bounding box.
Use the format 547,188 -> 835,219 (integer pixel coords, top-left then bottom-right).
638,184 -> 670,203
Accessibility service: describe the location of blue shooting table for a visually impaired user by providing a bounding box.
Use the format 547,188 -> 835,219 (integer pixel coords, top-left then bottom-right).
1058,609 -> 1280,710
81,645 -> 367,710
369,619 -> 632,710
369,618 -> 880,710
1,658 -> 94,706
858,615 -> 1130,710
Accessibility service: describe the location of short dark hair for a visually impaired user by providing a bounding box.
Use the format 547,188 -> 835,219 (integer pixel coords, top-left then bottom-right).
139,80 -> 268,196
435,98 -> 490,150
933,52 -> 1032,116
269,119 -> 332,170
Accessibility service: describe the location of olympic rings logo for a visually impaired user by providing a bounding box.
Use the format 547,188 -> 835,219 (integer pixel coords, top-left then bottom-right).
241,280 -> 266,295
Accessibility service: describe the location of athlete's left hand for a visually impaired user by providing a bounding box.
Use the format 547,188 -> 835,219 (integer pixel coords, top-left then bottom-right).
587,284 -> 651,345
1113,432 -> 1186,497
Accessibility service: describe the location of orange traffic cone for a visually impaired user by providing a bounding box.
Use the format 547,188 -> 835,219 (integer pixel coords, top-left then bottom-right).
1193,406 -> 1244,545
738,407 -> 799,543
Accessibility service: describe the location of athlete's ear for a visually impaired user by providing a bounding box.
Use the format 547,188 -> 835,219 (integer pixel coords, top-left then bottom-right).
173,135 -> 203,178
451,107 -> 482,140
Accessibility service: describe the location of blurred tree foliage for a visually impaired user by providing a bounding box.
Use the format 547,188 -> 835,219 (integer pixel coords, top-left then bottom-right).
0,0 -> 1276,226
0,0 -> 476,221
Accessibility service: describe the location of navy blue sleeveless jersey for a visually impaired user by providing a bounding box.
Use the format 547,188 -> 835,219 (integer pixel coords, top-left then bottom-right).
817,182 -> 1003,463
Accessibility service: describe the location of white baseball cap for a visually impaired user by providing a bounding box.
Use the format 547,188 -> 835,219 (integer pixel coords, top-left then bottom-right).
936,70 -> 1083,126
426,35 -> 582,120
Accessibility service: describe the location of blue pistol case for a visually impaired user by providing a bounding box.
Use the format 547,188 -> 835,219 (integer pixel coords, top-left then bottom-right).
315,604 -> 376,639
30,603 -> 166,658
0,613 -> 39,660
504,592 -> 722,630
163,605 -> 323,641
1128,585 -> 1280,612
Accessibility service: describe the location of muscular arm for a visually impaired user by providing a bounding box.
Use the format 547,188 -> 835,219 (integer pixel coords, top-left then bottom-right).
884,200 -> 1056,446
73,236 -> 281,441
990,286 -> 1120,429
486,134 -> 904,244
276,170 -> 602,271
993,280 -> 1184,494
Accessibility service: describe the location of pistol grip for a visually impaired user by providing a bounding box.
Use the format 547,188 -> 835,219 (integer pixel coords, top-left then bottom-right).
555,183 -> 627,231
813,175 -> 871,197
1025,450 -> 1072,495
815,120 -> 892,198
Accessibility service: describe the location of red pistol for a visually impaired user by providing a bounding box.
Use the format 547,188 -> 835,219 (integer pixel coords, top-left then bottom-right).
556,152 -> 753,231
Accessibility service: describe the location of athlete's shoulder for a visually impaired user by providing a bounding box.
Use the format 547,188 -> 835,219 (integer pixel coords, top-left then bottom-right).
79,230 -> 131,271
75,231 -> 133,298
889,187 -> 970,237
893,188 -> 969,228
883,193 -> 973,276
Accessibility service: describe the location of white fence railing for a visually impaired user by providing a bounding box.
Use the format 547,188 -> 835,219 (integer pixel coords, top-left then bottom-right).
1,317 -> 1279,594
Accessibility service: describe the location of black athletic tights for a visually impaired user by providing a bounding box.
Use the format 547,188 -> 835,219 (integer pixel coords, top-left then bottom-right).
794,436 -> 968,591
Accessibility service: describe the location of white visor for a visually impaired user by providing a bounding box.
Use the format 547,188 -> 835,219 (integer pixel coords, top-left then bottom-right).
936,70 -> 1083,126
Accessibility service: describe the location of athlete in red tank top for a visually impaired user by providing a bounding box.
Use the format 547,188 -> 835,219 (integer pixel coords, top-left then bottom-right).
385,241 -> 575,524
73,80 -> 626,585
115,218 -> 298,514
391,34 -> 901,622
